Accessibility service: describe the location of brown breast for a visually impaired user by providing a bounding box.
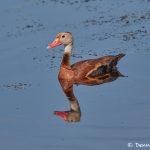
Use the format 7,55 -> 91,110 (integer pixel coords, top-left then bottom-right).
58,66 -> 74,81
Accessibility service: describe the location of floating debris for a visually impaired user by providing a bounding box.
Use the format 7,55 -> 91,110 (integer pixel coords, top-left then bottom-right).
1,83 -> 32,90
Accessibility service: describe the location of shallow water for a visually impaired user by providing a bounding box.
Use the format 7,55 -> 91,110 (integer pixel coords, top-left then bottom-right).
0,0 -> 150,150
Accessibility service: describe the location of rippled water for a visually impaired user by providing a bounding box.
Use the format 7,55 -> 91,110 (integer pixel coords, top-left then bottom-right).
0,0 -> 150,150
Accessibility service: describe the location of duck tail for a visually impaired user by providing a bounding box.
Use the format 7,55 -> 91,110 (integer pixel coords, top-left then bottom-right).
116,53 -> 126,61
117,70 -> 128,77
109,53 -> 126,67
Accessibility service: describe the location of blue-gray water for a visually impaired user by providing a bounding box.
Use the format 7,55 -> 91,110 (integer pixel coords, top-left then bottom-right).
0,0 -> 150,150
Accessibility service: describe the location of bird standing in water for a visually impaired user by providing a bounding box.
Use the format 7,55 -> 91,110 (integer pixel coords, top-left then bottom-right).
47,32 -> 125,122
47,32 -> 125,90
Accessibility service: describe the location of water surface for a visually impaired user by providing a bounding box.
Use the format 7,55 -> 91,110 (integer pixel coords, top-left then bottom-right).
0,0 -> 150,150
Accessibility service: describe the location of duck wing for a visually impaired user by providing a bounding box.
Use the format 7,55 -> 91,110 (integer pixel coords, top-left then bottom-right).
71,54 -> 125,80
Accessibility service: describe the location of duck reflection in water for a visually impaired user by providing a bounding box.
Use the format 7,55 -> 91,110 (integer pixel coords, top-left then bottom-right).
54,68 -> 125,122
47,32 -> 126,122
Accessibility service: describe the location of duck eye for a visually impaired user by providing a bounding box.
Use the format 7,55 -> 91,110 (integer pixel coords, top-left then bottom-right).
62,35 -> 65,38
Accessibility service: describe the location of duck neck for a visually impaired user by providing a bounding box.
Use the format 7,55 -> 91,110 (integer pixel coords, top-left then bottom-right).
70,99 -> 81,112
64,85 -> 81,112
61,43 -> 73,67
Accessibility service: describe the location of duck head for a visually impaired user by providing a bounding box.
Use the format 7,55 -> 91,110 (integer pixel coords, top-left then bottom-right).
54,110 -> 81,122
47,32 -> 73,49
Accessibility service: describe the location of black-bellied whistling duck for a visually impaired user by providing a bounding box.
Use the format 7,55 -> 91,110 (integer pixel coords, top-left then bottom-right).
47,32 -> 125,91
47,32 -> 125,122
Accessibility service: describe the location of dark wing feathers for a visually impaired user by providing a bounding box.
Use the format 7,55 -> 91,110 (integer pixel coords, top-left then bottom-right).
87,53 -> 125,78
88,65 -> 108,77
71,53 -> 125,78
